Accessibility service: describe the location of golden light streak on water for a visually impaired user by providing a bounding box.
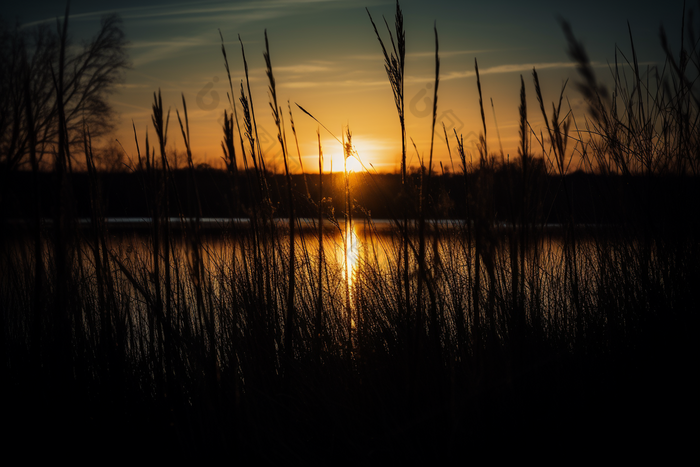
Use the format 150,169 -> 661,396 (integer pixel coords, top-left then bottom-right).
337,221 -> 360,328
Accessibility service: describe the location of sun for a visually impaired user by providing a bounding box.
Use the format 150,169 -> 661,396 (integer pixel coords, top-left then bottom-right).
345,155 -> 364,173
325,150 -> 366,173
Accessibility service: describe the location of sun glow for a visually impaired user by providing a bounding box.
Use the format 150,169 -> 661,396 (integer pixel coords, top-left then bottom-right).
324,150 -> 365,173
317,135 -> 393,173
345,155 -> 365,173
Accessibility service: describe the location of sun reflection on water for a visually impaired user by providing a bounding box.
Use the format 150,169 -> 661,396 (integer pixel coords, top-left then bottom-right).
337,221 -> 360,328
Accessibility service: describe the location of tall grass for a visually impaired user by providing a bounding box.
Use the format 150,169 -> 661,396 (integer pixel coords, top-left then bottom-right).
2,1 -> 698,461
367,2 -> 411,342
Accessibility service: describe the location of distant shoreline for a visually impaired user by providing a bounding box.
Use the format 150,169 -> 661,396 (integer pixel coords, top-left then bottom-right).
3,217 -> 632,235
3,169 -> 698,226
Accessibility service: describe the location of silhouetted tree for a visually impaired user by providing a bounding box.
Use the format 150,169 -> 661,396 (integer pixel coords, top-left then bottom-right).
0,9 -> 129,171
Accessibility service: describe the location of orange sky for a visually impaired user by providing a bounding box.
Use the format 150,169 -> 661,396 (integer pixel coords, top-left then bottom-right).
6,0 -> 684,173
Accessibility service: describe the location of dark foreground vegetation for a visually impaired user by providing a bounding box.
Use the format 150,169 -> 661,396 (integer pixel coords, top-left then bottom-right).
2,2 -> 698,462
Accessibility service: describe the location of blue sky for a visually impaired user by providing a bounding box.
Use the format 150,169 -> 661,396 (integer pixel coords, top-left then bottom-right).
2,0 -> 687,171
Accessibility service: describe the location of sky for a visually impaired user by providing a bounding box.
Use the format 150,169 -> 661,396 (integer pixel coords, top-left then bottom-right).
2,0 -> 687,172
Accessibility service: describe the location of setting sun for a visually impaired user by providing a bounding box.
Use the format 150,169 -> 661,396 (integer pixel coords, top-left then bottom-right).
319,135 -> 376,173
324,150 -> 365,173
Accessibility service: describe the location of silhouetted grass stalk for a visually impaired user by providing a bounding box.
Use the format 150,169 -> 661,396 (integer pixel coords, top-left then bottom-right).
367,1 -> 410,331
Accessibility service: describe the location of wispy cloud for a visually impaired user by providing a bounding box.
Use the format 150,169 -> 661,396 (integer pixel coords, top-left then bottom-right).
346,53 -> 385,61
283,79 -> 386,89
347,60 -> 617,85
274,63 -> 334,74
407,49 -> 496,59
130,34 -> 213,67
115,83 -> 151,90
348,49 -> 505,61
128,38 -> 215,49
435,61 -> 592,82
22,0 -> 347,27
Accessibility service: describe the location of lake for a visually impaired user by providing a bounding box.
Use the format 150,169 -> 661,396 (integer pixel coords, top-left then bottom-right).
3,216 -> 600,357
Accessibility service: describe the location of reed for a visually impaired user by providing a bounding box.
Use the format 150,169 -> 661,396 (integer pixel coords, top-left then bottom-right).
1,1 -> 698,461
367,1 -> 410,337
